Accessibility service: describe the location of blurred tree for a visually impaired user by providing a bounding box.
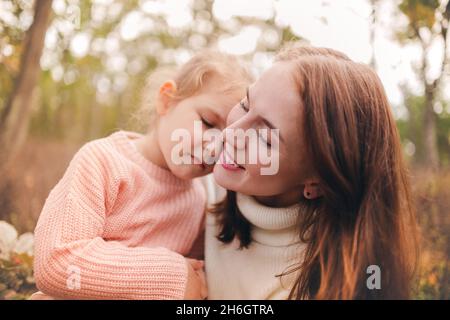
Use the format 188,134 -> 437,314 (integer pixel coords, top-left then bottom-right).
0,0 -> 53,165
0,0 -> 302,223
397,0 -> 449,169
23,0 -> 301,141
369,0 -> 380,69
398,84 -> 426,162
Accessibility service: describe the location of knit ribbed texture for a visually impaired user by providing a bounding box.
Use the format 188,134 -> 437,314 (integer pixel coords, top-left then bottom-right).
33,131 -> 206,300
205,191 -> 305,300
236,193 -> 301,247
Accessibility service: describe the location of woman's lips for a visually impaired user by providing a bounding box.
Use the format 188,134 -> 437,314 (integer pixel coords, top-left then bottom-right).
220,149 -> 244,171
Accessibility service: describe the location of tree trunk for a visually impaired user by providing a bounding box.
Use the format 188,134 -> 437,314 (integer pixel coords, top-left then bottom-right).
0,0 -> 53,165
423,84 -> 439,170
417,32 -> 440,170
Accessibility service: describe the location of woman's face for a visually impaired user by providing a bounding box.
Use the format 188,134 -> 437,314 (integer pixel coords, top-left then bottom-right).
213,62 -> 316,206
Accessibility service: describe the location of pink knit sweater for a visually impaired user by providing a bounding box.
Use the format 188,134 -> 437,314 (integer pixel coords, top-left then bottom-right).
33,131 -> 206,299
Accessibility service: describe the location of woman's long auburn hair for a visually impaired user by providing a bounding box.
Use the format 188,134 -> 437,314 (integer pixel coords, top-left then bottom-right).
211,46 -> 419,300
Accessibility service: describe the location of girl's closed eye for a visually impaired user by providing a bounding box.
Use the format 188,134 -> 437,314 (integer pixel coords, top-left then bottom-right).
200,116 -> 214,128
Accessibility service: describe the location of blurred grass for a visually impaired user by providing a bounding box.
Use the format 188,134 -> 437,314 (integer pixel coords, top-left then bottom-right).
0,137 -> 81,234
0,253 -> 35,300
0,136 -> 448,299
410,169 -> 449,299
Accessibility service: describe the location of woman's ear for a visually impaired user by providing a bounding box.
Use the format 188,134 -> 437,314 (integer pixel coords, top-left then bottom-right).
303,180 -> 323,200
156,80 -> 177,115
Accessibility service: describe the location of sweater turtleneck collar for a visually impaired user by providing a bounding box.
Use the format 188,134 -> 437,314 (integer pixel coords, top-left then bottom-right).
236,193 -> 302,247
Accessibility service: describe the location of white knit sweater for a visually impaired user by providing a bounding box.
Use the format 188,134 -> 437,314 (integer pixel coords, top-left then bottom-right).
203,176 -> 305,300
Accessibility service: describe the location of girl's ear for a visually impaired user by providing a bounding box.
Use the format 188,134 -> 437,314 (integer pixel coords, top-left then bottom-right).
156,80 -> 177,115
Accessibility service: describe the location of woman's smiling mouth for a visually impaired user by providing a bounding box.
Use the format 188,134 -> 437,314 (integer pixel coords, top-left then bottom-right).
220,149 -> 245,171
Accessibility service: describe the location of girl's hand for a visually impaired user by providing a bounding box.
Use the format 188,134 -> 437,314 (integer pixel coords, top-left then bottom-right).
183,258 -> 207,300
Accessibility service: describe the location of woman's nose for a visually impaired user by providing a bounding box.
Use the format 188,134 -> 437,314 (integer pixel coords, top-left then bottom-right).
222,107 -> 253,150
224,108 -> 252,133
222,125 -> 249,152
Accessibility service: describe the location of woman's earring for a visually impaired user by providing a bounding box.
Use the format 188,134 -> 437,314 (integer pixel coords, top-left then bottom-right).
304,189 -> 312,199
304,183 -> 322,199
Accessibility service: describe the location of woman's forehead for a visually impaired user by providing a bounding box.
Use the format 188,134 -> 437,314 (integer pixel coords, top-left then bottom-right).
252,62 -> 301,110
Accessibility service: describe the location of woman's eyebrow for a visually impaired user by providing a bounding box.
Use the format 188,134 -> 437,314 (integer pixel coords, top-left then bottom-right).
246,87 -> 250,106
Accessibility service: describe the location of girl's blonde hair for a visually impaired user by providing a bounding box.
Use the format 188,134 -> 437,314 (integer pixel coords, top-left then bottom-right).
136,50 -> 253,130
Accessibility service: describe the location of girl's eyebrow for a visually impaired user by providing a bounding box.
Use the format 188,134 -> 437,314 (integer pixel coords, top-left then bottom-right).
201,107 -> 221,123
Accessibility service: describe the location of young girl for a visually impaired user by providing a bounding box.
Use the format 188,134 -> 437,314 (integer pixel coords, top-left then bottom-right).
205,45 -> 418,299
32,50 -> 253,299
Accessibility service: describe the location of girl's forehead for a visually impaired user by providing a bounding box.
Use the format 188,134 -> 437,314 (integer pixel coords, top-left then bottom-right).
198,89 -> 243,105
195,90 -> 241,116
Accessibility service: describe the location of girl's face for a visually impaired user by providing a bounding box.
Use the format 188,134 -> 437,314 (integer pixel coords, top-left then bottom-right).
213,62 -> 315,206
157,78 -> 244,180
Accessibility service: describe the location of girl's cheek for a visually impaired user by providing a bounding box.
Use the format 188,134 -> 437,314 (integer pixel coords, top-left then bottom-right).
190,130 -> 202,155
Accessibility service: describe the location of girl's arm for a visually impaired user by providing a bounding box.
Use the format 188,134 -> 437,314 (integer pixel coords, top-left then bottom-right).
33,142 -> 188,300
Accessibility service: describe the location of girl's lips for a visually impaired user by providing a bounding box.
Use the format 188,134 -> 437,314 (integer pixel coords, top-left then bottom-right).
220,150 -> 243,171
190,155 -> 205,169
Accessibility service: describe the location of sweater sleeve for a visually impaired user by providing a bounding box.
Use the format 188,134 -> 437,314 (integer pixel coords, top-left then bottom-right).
33,142 -> 188,300
186,215 -> 205,260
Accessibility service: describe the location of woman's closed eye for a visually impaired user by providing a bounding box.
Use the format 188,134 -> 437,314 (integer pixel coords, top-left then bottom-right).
237,98 -> 271,146
257,128 -> 272,147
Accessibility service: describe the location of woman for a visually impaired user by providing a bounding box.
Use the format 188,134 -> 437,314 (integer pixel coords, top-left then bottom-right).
204,45 -> 418,300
